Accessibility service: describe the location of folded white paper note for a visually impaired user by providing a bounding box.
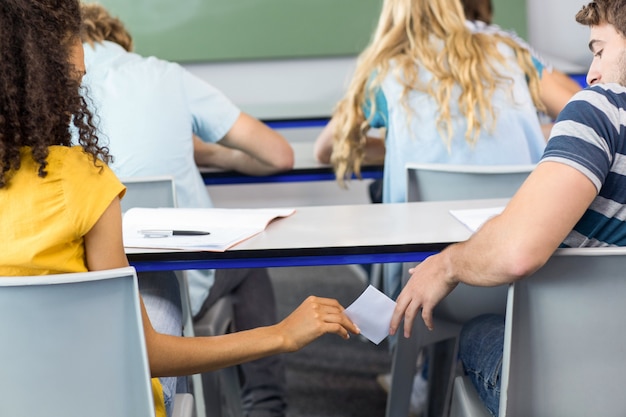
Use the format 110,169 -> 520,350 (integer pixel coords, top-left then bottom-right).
123,207 -> 295,251
449,206 -> 505,232
345,285 -> 396,345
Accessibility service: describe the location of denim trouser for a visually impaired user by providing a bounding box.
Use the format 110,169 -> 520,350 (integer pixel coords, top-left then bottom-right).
458,314 -> 505,417
138,271 -> 183,417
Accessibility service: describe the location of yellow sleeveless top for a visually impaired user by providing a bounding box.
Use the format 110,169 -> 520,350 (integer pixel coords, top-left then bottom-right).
0,146 -> 166,417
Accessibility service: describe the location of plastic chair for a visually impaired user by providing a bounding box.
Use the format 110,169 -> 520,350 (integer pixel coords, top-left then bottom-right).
121,175 -> 178,213
387,163 -> 534,417
0,267 -> 153,417
449,375 -> 491,417
405,162 -> 535,202
451,247 -> 626,417
122,175 -> 241,417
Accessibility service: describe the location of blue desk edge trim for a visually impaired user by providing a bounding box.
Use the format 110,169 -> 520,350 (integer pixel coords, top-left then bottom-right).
263,117 -> 330,129
130,251 -> 438,272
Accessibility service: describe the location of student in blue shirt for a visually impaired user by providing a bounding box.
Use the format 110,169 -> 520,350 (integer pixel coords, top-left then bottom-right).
79,4 -> 294,416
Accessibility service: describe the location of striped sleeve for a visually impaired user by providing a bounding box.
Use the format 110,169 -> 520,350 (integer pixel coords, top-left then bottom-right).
541,84 -> 626,192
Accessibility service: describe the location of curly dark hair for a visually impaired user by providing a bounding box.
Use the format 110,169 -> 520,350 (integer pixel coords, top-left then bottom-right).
0,0 -> 111,188
576,0 -> 626,38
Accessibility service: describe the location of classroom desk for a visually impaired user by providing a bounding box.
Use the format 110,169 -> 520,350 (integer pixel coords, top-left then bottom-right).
200,141 -> 384,185
126,198 -> 507,417
126,198 -> 504,273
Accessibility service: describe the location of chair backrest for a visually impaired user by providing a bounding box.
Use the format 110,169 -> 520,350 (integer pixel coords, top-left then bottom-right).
121,175 -> 177,212
500,247 -> 626,417
0,267 -> 154,417
404,163 -> 535,324
405,163 -> 535,203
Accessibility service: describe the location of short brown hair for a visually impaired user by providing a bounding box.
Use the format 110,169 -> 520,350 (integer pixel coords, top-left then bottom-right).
80,3 -> 133,52
576,0 -> 626,38
462,0 -> 493,25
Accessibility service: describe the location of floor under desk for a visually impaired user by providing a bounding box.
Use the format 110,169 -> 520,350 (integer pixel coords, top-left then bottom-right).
269,264 -> 390,417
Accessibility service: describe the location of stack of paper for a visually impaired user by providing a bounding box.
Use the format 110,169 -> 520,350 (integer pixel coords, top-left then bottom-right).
123,207 -> 295,251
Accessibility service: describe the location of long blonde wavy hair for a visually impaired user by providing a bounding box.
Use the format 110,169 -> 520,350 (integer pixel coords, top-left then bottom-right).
331,0 -> 544,183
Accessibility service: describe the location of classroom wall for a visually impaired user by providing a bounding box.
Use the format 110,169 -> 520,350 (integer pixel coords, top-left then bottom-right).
93,0 -> 382,62
93,0 -> 589,208
527,0 -> 591,73
96,0 -> 583,120
183,57 -> 356,121
183,0 -> 593,121
183,0 -> 526,119
94,0 -> 587,118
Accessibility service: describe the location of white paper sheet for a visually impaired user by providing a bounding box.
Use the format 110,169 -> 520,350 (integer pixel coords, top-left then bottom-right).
345,285 -> 396,345
449,206 -> 505,232
123,207 -> 295,251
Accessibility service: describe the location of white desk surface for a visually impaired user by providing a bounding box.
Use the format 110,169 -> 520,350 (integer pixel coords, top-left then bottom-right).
126,198 -> 508,270
125,197 -> 509,417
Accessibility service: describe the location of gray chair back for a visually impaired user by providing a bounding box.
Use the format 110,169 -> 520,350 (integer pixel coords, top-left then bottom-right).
121,175 -> 177,212
500,247 -> 626,416
0,267 -> 154,417
404,163 -> 535,323
406,163 -> 535,203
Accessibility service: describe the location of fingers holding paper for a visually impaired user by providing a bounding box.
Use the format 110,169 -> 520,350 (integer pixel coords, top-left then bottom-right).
389,253 -> 458,337
277,296 -> 360,351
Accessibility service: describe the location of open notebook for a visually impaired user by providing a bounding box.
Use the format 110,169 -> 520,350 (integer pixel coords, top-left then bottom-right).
123,207 -> 295,251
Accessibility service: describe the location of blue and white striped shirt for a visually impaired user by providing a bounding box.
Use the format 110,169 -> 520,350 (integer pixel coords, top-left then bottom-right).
542,83 -> 626,247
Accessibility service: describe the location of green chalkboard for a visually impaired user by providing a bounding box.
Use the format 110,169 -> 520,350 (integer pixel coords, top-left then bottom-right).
492,0 -> 527,39
92,0 -> 383,63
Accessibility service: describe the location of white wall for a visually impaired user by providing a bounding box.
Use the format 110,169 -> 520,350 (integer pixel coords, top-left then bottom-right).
183,56 -> 357,120
527,0 -> 592,73
183,57 -> 373,208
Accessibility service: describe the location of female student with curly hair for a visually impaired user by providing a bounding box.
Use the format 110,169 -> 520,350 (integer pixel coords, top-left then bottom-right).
0,1 -> 359,416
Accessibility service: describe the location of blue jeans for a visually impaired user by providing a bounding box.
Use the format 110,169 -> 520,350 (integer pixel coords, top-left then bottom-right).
138,271 -> 183,417
458,314 -> 505,417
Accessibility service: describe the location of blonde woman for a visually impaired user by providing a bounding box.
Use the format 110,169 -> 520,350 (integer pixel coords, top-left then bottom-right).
315,0 -> 547,300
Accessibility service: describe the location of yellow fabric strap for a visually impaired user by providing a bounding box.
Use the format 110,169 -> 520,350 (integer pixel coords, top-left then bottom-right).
151,378 -> 167,417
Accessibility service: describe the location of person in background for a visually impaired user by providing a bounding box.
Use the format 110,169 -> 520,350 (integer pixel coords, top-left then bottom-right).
0,2 -> 359,417
78,4 -> 295,417
374,0 -> 583,408
315,0 -> 547,289
79,4 -> 295,416
351,0 -> 583,207
462,0 -> 582,134
313,0 -> 550,414
390,0 -> 626,415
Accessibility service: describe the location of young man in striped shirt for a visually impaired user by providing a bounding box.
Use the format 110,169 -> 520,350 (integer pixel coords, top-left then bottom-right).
389,0 -> 626,415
